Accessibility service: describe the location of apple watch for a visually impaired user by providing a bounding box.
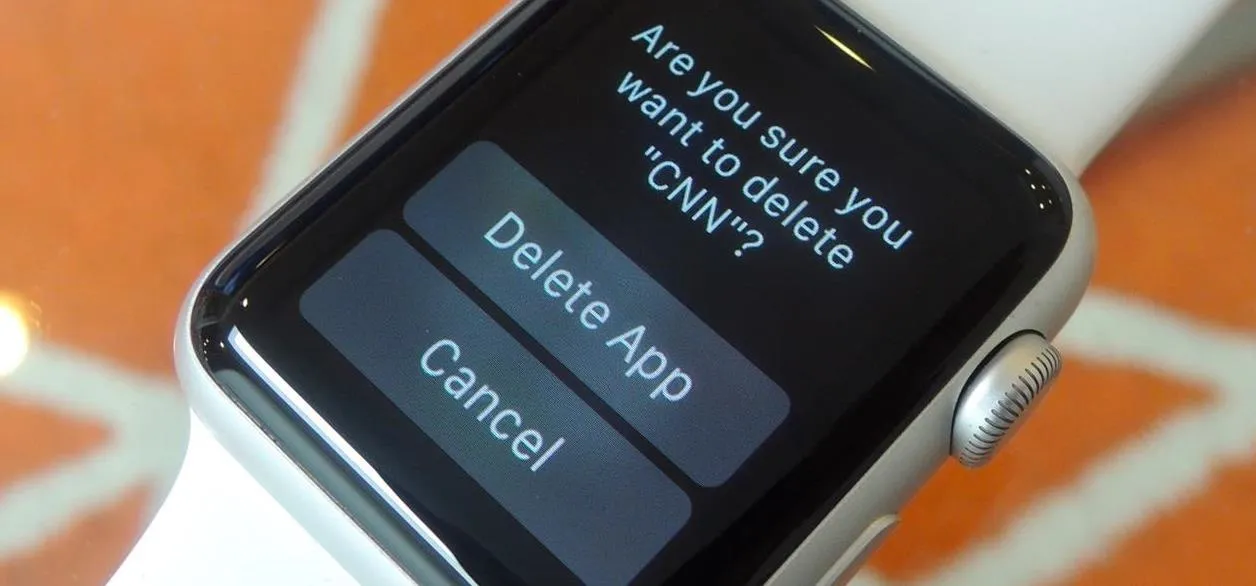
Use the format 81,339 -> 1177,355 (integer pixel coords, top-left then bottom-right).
110,0 -> 1231,585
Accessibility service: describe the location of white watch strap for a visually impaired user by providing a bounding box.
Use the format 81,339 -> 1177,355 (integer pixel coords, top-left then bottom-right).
109,2 -> 1231,586
107,415 -> 359,586
841,0 -> 1235,173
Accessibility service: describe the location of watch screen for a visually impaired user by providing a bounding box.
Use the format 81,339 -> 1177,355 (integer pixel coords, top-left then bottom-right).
198,0 -> 1071,584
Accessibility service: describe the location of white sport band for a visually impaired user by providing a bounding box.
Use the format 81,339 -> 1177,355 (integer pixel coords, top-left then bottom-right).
108,1 -> 1233,585
843,0 -> 1233,173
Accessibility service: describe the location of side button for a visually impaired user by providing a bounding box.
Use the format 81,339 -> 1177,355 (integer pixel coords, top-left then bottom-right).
821,515 -> 899,586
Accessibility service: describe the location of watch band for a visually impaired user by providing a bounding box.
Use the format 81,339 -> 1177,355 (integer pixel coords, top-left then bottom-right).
108,2 -> 1232,585
107,416 -> 362,585
842,0 -> 1234,173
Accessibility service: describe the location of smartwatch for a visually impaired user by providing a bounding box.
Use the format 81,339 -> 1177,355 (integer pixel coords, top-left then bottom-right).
112,0 -> 1231,585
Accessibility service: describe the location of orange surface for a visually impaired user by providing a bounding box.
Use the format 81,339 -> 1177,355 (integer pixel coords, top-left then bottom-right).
1,490 -> 150,586
0,399 -> 107,492
0,2 -> 1252,584
0,0 -> 319,372
1084,76 -> 1256,331
1069,462 -> 1256,585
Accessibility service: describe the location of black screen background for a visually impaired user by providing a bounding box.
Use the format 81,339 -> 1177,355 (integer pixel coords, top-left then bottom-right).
196,0 -> 1072,584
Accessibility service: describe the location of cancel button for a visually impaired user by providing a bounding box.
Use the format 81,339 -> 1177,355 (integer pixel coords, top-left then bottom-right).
418,338 -> 567,473
300,231 -> 691,586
